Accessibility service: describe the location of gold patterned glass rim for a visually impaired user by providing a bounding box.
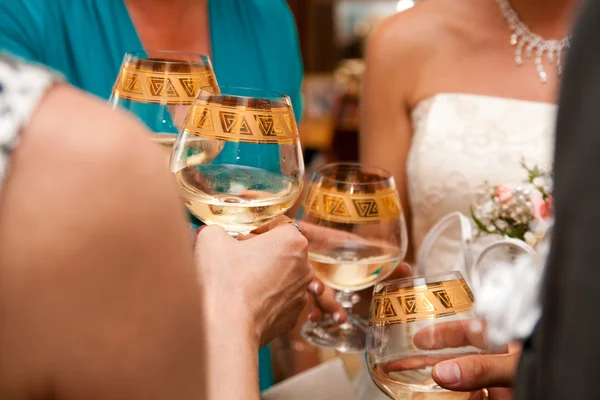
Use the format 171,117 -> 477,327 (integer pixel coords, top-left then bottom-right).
303,184 -> 402,224
112,50 -> 217,105
182,86 -> 299,144
369,278 -> 474,326
302,163 -> 402,224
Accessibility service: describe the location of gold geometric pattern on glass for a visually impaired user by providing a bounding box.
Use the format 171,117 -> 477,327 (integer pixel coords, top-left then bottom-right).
303,185 -> 402,224
112,64 -> 217,105
368,278 -> 474,326
183,100 -> 299,144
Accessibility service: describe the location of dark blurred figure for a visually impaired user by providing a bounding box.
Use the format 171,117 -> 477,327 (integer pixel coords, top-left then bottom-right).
328,59 -> 363,162
515,0 -> 600,398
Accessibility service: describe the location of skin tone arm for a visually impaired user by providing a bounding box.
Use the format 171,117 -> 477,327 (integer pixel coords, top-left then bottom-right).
0,84 -> 208,400
0,84 -> 313,400
359,16 -> 427,262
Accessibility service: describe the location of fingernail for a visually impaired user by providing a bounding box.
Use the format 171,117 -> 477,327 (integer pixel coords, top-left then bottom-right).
333,312 -> 342,323
197,225 -> 207,233
435,362 -> 461,385
309,281 -> 320,294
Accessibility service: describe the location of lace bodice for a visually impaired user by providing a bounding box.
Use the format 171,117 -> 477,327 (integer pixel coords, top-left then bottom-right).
407,93 -> 556,274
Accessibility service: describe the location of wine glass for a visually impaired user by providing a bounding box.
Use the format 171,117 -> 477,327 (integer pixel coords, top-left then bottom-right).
170,86 -> 305,237
109,50 -> 217,159
367,272 -> 485,399
297,162 -> 408,352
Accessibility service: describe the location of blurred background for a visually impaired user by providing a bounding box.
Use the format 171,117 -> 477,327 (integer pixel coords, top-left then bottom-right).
287,0 -> 415,171
272,0 -> 416,384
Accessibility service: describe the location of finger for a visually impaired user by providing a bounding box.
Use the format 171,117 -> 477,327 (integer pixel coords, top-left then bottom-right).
296,220 -> 362,244
311,286 -> 347,323
414,320 -> 487,350
469,390 -> 486,400
236,232 -> 257,241
432,352 -> 518,391
252,215 -> 293,234
469,388 -> 513,400
308,304 -> 323,322
386,262 -> 412,280
379,354 -> 459,373
307,279 -> 324,296
487,387 -> 513,400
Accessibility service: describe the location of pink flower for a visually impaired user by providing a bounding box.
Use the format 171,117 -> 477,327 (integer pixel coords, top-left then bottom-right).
531,194 -> 550,220
495,185 -> 514,204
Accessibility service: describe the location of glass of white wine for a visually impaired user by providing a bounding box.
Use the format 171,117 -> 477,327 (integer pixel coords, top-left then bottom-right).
109,50 -> 218,161
367,272 -> 485,399
297,163 -> 408,352
170,86 -> 305,237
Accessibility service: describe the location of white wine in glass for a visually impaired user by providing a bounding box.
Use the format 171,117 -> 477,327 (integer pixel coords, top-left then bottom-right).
309,242 -> 401,292
297,163 -> 408,352
367,272 -> 484,399
171,86 -> 304,236
175,164 -> 301,233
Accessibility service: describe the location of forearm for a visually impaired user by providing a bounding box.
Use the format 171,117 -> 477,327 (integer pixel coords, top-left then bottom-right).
204,313 -> 260,400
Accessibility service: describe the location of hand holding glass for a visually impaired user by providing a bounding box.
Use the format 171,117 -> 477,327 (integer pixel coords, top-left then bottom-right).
367,272 -> 486,399
297,163 -> 408,352
170,86 -> 304,236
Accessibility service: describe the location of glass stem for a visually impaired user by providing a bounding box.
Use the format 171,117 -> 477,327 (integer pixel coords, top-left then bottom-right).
334,290 -> 360,321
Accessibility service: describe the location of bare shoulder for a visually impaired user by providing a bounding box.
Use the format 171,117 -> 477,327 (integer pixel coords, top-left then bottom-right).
0,85 -> 200,398
0,83 -> 187,278
366,0 -> 472,69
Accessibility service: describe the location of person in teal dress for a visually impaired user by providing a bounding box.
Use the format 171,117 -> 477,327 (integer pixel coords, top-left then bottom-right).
0,0 -> 304,391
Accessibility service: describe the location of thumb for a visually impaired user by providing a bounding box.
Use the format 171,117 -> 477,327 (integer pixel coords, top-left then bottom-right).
432,353 -> 517,391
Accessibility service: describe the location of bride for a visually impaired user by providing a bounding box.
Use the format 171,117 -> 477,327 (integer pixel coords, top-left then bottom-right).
355,0 -> 578,398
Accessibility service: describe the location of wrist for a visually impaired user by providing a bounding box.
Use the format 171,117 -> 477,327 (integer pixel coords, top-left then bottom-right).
203,299 -> 261,399
203,287 -> 260,349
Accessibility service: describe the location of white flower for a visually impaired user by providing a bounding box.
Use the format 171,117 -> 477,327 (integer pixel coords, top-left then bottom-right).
482,200 -> 495,215
473,233 -> 551,347
524,231 -> 537,247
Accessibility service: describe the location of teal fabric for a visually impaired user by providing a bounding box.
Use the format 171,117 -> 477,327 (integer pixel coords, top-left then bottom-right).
0,0 -> 304,391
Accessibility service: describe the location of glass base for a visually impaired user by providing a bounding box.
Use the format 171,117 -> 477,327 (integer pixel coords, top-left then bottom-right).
301,315 -> 368,353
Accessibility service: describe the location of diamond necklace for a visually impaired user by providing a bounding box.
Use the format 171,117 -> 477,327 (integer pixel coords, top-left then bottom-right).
496,0 -> 571,83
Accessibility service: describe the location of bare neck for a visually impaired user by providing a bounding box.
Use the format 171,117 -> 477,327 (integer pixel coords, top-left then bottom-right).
126,0 -> 207,16
507,0 -> 581,38
124,0 -> 210,54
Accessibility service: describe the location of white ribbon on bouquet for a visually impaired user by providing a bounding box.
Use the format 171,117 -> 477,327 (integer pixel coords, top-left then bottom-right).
415,212 -> 550,347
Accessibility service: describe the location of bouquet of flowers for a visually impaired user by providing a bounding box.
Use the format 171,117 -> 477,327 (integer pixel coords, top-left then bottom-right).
470,161 -> 553,346
470,160 -> 554,248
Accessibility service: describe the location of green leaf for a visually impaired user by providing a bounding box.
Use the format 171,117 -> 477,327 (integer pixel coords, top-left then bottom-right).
470,206 -> 493,234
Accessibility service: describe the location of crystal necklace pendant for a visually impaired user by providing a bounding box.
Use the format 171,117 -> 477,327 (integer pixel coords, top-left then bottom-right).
496,0 -> 571,83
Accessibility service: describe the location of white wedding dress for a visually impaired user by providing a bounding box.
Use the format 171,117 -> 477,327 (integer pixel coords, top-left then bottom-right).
408,92 -> 556,277
356,93 -> 556,399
